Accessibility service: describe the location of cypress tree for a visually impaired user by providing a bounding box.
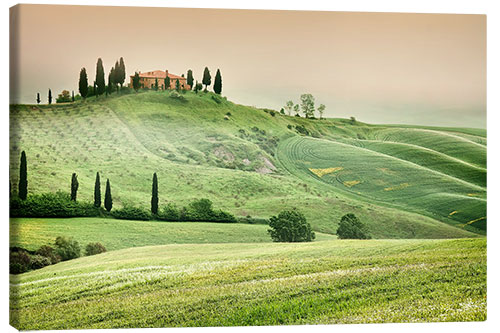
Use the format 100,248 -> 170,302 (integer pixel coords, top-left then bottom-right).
19,151 -> 28,200
48,89 -> 52,104
214,69 -> 222,94
118,57 -> 126,88
104,179 -> 112,212
202,67 -> 211,91
164,70 -> 170,89
175,79 -> 180,91
36,93 -> 40,104
72,90 -> 75,102
187,69 -> 194,90
70,173 -> 79,201
155,78 -> 159,91
95,58 -> 106,97
151,173 -> 158,215
79,68 -> 89,99
107,67 -> 115,95
132,72 -> 140,92
94,172 -> 101,207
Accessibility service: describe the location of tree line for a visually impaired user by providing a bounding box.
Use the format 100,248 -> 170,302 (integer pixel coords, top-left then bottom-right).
35,58 -> 224,104
282,94 -> 326,119
11,151 -> 235,223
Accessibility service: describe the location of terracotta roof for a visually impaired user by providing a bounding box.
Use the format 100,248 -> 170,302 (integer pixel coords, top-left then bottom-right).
132,70 -> 184,80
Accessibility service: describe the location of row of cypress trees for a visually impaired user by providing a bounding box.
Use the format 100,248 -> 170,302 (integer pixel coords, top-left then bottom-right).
92,172 -> 113,212
14,151 -> 114,212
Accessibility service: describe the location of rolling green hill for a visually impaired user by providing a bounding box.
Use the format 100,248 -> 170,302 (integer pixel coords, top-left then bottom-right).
9,91 -> 486,238
10,238 -> 486,329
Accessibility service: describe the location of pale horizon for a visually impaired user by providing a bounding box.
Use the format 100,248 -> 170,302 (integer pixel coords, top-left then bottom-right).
10,4 -> 486,128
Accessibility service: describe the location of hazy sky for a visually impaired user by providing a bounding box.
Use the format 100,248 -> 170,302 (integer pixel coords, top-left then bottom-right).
10,4 -> 486,128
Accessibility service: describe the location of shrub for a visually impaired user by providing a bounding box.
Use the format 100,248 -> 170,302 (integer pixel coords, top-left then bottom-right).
112,205 -> 151,220
336,213 -> 371,239
295,125 -> 309,136
10,192 -> 99,218
54,236 -> 81,261
269,110 -> 276,117
181,198 -> 236,223
268,209 -> 315,242
30,255 -> 52,269
238,216 -> 269,224
35,245 -> 61,264
85,242 -> 107,256
10,250 -> 32,274
186,198 -> 214,221
158,203 -> 180,221
287,124 -> 292,129
169,91 -> 186,102
211,95 -> 222,104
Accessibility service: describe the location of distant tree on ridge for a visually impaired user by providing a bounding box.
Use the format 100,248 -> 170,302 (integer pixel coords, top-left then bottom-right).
79,68 -> 88,99
186,69 -> 194,90
214,69 -> 222,94
202,67 -> 211,92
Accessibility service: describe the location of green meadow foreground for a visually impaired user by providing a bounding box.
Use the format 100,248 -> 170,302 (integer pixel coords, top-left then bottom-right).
10,237 -> 486,329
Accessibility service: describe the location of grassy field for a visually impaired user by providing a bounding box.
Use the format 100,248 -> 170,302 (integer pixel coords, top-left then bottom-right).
9,217 -> 336,251
10,238 -> 486,329
9,91 -> 486,238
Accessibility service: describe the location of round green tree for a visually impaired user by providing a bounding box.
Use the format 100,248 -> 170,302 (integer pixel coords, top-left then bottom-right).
268,209 -> 315,242
336,213 -> 371,239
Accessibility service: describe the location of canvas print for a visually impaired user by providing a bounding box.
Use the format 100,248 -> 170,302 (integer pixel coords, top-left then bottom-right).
9,4 -> 486,330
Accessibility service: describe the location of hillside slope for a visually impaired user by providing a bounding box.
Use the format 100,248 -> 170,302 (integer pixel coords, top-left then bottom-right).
10,238 -> 486,329
9,91 -> 485,237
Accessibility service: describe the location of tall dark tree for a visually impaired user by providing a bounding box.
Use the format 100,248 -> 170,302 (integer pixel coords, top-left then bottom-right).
79,68 -> 89,99
117,57 -> 126,88
72,90 -> 75,102
186,69 -> 194,90
214,69 -> 222,94
70,173 -> 79,201
95,58 -> 106,97
36,93 -> 41,104
154,78 -> 159,91
202,67 -> 211,91
18,151 -> 28,200
94,172 -> 101,207
164,70 -> 170,90
48,89 -> 52,104
175,79 -> 180,91
132,72 -> 141,92
151,173 -> 158,215
114,60 -> 120,90
107,66 -> 115,95
104,179 -> 113,212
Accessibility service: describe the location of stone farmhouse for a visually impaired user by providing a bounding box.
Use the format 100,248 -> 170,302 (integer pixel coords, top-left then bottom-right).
129,70 -> 190,90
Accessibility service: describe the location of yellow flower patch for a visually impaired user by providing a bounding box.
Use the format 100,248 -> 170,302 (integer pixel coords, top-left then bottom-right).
343,180 -> 361,188
384,183 -> 410,191
309,167 -> 343,178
